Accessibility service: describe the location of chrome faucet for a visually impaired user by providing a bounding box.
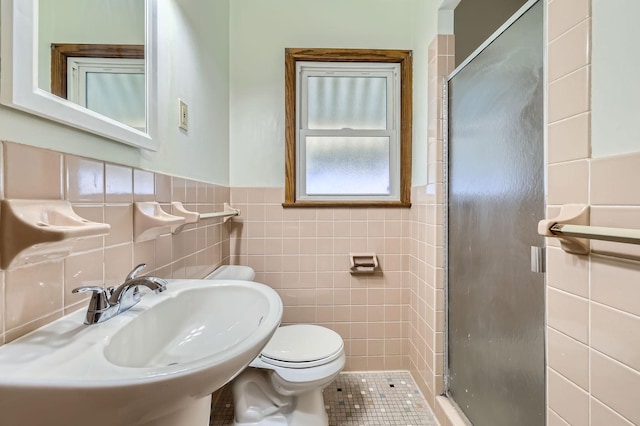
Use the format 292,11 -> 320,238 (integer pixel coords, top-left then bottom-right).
72,263 -> 168,325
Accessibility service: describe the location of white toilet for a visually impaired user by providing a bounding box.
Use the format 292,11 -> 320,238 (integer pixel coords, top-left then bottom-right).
206,266 -> 345,426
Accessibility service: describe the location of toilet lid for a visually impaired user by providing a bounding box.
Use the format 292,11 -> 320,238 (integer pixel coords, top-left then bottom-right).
260,324 -> 344,367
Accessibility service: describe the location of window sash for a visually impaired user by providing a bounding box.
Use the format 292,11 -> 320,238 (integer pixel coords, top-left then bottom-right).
68,57 -> 144,105
296,62 -> 401,202
299,64 -> 397,133
298,131 -> 398,201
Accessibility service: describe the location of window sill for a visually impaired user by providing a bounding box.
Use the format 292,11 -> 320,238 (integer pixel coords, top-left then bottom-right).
282,201 -> 411,208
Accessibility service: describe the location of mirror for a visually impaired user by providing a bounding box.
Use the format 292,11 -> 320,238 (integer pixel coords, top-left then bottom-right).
0,0 -> 158,150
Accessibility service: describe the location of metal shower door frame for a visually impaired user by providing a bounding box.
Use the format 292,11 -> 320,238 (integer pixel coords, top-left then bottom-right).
441,0 -> 547,413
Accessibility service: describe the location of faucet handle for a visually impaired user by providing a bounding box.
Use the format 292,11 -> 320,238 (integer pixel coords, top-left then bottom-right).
126,263 -> 147,281
72,286 -> 110,311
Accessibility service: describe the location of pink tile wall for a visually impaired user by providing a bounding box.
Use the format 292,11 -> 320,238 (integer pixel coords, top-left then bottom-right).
0,141 -> 230,345
229,187 -> 412,371
547,0 -> 640,424
410,34 -> 453,415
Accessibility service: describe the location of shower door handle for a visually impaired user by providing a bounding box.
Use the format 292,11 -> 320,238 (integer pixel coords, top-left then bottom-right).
530,246 -> 545,273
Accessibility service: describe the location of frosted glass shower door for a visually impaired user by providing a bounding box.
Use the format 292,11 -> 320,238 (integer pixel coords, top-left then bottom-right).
447,2 -> 544,425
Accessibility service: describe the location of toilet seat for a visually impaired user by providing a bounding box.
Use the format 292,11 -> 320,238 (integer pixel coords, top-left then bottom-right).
250,351 -> 346,384
257,324 -> 344,369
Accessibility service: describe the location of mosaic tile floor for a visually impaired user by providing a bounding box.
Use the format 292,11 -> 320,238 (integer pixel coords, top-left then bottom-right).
210,371 -> 439,426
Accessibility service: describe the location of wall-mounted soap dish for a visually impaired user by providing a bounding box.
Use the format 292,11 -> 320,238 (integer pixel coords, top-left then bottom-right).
0,199 -> 111,269
133,202 -> 185,242
171,201 -> 200,234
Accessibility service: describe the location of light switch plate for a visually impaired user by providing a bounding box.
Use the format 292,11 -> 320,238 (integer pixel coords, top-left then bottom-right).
178,99 -> 188,131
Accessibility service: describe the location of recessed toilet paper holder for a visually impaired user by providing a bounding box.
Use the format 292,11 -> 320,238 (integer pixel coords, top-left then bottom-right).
349,253 -> 378,274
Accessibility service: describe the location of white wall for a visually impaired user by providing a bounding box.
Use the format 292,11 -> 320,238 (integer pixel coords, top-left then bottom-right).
412,0 -> 441,186
591,0 -> 640,157
229,0 -> 440,187
155,0 -> 230,184
0,0 -> 230,185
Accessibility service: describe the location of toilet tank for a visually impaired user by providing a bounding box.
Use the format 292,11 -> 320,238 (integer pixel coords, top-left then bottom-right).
205,265 -> 256,281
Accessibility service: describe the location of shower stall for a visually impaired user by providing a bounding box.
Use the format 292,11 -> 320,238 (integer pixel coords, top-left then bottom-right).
445,1 -> 545,425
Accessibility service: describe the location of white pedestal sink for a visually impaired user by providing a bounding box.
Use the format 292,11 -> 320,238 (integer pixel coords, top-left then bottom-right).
0,279 -> 283,426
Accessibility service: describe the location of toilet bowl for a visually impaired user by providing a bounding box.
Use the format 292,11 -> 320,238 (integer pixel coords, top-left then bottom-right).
206,266 -> 346,426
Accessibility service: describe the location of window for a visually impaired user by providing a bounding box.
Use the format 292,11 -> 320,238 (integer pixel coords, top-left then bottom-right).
284,48 -> 412,207
49,43 -> 146,132
67,57 -> 145,131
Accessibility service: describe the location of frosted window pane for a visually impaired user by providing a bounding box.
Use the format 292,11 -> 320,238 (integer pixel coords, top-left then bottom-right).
305,137 -> 390,195
307,76 -> 386,129
86,72 -> 146,130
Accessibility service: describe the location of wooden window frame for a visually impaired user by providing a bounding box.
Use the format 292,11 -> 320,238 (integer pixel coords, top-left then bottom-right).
50,43 -> 144,99
284,48 -> 413,208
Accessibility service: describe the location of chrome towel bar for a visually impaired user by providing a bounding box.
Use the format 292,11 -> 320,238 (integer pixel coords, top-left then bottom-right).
549,224 -> 640,246
539,204 -> 640,255
200,203 -> 240,222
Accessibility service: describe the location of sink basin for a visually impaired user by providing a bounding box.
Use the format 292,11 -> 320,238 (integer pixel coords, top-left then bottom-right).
0,279 -> 283,426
